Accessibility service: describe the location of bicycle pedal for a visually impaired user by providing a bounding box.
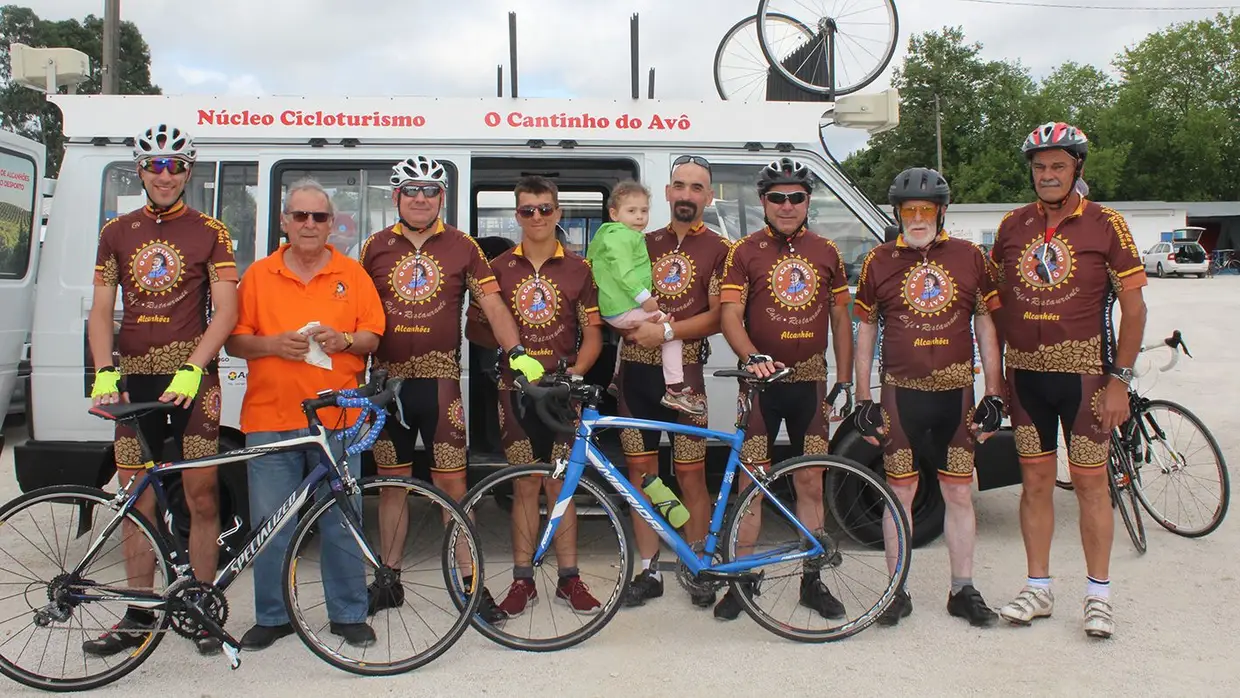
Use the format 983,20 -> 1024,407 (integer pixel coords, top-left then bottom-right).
222,642 -> 241,670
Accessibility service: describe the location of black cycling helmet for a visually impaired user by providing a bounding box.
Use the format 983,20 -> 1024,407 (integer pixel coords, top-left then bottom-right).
757,157 -> 813,196
888,167 -> 950,206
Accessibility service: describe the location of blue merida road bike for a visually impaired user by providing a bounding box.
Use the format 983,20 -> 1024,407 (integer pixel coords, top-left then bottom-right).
0,370 -> 483,692
451,362 -> 911,651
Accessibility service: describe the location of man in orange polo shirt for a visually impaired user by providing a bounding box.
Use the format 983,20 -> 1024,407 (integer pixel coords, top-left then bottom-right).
224,179 -> 385,650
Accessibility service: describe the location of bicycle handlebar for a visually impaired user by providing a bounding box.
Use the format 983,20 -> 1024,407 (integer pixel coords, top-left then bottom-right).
301,369 -> 403,455
1135,330 -> 1191,377
513,373 -> 580,435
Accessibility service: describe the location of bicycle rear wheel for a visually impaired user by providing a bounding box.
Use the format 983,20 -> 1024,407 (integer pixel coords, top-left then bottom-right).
0,485 -> 174,692
1110,453 -> 1147,554
1129,399 -> 1229,537
282,476 -> 482,676
448,464 -> 631,652
722,455 -> 910,642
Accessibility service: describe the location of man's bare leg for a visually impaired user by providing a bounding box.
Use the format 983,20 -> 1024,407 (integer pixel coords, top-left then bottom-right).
180,466 -> 220,582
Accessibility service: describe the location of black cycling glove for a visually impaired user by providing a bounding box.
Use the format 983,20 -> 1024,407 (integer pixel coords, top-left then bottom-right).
972,395 -> 1005,435
854,400 -> 885,441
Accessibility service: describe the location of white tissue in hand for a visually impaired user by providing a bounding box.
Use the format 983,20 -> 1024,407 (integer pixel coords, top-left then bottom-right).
297,321 -> 332,370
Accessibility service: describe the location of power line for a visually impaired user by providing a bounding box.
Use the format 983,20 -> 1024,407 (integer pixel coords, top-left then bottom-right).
953,0 -> 1239,9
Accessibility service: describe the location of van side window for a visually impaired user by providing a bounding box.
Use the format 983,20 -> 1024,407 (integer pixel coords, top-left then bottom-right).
475,189 -> 604,257
218,163 -> 258,275
0,146 -> 37,279
100,161 -> 216,225
711,163 -> 878,281
273,162 -> 458,261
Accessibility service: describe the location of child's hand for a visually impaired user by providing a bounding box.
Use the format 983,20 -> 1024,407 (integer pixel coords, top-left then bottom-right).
641,297 -> 660,314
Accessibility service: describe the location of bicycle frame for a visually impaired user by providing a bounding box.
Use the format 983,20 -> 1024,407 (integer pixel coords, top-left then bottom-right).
531,405 -> 826,577
65,424 -> 379,608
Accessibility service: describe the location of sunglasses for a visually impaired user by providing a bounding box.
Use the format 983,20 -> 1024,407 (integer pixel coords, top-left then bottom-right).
139,158 -> 189,175
764,191 -> 807,205
517,204 -> 558,218
287,210 -> 332,224
899,204 -> 938,220
672,154 -> 712,173
399,183 -> 443,198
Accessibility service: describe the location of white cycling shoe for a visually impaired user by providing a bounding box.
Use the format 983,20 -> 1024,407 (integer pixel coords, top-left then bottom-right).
1083,596 -> 1115,639
998,586 -> 1054,625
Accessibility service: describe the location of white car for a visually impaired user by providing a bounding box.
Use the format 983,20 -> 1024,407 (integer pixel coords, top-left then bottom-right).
1143,240 -> 1209,278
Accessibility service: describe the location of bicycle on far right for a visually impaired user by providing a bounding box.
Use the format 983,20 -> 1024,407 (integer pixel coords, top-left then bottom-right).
1107,330 -> 1230,554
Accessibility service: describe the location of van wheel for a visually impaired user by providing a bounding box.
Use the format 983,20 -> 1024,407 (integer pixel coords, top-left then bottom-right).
158,432 -> 249,565
827,426 -> 945,549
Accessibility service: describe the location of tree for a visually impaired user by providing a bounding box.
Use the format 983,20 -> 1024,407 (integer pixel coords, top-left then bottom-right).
0,5 -> 161,174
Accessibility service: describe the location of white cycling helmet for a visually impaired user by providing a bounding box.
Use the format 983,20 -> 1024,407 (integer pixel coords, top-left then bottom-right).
391,156 -> 447,188
132,124 -> 197,163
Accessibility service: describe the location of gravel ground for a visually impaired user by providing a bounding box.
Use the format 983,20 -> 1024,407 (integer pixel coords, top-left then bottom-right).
2,275 -> 1237,697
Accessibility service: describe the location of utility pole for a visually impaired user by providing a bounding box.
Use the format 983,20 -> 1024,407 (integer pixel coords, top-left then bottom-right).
102,0 -> 120,94
934,93 -> 944,175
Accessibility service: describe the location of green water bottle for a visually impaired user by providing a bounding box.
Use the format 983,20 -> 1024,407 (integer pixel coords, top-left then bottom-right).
641,475 -> 690,529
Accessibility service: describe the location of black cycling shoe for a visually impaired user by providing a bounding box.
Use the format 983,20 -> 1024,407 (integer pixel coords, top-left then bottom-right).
876,587 -> 912,627
713,584 -> 750,621
240,623 -> 294,650
624,569 -> 664,607
367,577 -> 405,615
477,587 -> 507,624
799,575 -> 846,619
82,614 -> 155,657
947,585 -> 998,627
330,621 -> 377,648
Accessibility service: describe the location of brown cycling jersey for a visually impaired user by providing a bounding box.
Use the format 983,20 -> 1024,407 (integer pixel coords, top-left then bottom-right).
620,222 -> 732,366
467,241 -> 602,388
990,198 -> 1147,375
92,202 -> 238,374
855,232 -> 1000,391
360,219 -> 500,379
720,226 -> 850,381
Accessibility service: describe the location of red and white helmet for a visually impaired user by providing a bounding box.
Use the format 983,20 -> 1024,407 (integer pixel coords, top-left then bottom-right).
1021,121 -> 1088,162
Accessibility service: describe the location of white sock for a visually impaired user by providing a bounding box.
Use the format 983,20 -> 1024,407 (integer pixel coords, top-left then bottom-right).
1027,576 -> 1051,590
641,558 -> 660,579
1086,576 -> 1110,599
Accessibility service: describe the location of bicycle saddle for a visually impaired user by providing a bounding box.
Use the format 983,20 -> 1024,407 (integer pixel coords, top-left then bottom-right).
89,401 -> 179,422
713,367 -> 794,383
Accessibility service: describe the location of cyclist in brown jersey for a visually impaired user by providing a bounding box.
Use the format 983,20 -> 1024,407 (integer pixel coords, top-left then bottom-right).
85,124 -> 239,655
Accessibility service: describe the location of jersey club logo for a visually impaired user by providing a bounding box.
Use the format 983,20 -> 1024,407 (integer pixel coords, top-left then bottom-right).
203,383 -> 222,422
391,253 -> 441,304
770,256 -> 818,310
902,263 -> 956,317
1019,237 -> 1074,290
652,252 -> 694,299
131,241 -> 184,294
514,276 -> 559,327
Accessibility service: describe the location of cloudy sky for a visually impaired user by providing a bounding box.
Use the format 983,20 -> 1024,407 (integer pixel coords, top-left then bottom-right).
19,0 -> 1234,156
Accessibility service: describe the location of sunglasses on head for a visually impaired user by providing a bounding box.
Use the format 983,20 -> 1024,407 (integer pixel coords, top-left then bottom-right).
399,183 -> 442,198
287,210 -> 332,224
672,154 -> 712,173
764,191 -> 807,205
517,204 -> 558,218
139,158 -> 189,175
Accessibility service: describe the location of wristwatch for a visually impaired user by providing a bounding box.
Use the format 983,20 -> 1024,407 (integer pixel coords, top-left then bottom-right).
342,331 -> 354,350
507,344 -> 528,360
662,322 -> 674,342
1108,366 -> 1134,385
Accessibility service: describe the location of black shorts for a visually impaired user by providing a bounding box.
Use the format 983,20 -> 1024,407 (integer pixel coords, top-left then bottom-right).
879,385 -> 975,483
616,361 -> 708,468
1008,369 -> 1110,469
113,373 -> 222,468
499,389 -> 574,465
373,378 -> 467,474
740,381 -> 830,466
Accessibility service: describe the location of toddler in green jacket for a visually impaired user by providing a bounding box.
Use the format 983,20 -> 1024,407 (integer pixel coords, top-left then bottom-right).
587,181 -> 702,415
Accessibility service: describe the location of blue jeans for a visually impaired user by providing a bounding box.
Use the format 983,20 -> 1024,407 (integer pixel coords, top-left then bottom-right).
246,428 -> 367,627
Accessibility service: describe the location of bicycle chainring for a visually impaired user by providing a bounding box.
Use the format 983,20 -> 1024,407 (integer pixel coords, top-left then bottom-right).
675,542 -> 726,596
167,580 -> 229,639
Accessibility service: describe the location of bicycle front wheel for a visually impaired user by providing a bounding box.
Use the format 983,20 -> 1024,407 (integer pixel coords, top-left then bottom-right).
1130,399 -> 1230,537
282,476 -> 482,676
722,455 -> 910,643
0,485 -> 175,692
1110,453 -> 1147,554
450,464 -> 631,652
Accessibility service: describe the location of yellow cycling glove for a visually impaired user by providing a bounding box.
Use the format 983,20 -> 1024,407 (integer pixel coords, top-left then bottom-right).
90,366 -> 121,399
507,346 -> 546,382
166,363 -> 205,400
